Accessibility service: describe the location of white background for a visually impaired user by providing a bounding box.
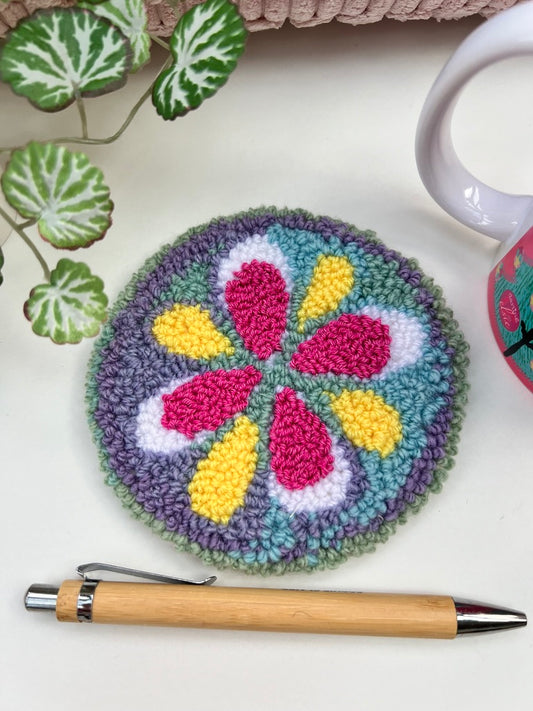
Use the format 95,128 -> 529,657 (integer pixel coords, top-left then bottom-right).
1,15 -> 532,711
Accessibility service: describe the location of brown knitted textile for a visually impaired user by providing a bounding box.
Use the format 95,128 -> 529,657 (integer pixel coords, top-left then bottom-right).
0,0 -> 521,36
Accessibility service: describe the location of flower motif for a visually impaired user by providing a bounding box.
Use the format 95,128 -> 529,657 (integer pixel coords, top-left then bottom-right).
88,210 -> 468,574
136,233 -> 426,523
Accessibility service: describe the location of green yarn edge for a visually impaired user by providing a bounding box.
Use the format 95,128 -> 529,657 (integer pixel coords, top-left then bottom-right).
85,206 -> 470,576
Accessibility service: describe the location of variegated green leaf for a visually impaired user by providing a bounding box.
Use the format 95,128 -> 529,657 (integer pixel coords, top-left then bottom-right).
0,8 -> 132,111
2,142 -> 113,249
79,0 -> 150,72
24,259 -> 108,343
152,0 -> 246,121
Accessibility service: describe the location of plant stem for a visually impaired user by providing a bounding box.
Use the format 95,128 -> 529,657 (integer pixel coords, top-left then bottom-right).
19,218 -> 37,229
57,83 -> 153,146
0,205 -> 51,281
0,56 -> 173,155
149,34 -> 171,52
75,90 -> 89,139
58,57 -> 173,146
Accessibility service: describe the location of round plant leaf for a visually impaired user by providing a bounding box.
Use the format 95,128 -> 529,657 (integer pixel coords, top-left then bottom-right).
152,0 -> 246,121
79,0 -> 150,72
0,8 -> 132,111
24,259 -> 108,343
2,142 -> 113,249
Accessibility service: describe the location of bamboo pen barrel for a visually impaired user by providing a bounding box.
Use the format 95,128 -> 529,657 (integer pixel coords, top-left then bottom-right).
56,581 -> 458,638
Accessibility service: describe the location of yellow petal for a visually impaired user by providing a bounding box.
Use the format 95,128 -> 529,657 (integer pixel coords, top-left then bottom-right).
297,255 -> 354,331
188,416 -> 259,524
329,389 -> 402,457
152,304 -> 234,359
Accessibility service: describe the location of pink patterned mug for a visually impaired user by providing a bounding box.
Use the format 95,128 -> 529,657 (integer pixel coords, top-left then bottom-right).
416,2 -> 533,393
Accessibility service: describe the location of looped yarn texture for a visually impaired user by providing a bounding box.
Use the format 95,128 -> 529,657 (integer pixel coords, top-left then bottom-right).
87,208 -> 469,574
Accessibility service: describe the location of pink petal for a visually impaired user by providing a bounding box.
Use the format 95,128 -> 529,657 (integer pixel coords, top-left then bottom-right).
225,260 -> 289,359
290,314 -> 391,378
269,388 -> 334,491
161,366 -> 262,438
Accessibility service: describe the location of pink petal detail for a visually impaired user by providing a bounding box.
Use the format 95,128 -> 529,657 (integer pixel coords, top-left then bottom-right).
269,388 -> 334,491
225,260 -> 289,359
290,314 -> 391,378
161,366 -> 262,438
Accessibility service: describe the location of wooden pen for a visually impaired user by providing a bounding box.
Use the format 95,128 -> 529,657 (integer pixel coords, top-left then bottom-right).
25,563 -> 527,639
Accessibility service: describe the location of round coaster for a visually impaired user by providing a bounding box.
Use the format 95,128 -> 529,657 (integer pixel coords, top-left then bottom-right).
87,208 -> 469,574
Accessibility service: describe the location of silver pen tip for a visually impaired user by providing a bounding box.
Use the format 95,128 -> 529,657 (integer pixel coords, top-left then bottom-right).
25,584 -> 59,612
455,599 -> 527,635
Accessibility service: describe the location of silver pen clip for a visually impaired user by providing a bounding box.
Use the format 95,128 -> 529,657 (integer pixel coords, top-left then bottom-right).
71,563 -> 215,622
76,562 -> 217,586
25,564 -> 217,621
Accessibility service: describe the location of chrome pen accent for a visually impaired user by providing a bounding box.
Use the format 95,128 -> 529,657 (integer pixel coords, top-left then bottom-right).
76,579 -> 98,622
25,584 -> 60,611
455,600 -> 527,634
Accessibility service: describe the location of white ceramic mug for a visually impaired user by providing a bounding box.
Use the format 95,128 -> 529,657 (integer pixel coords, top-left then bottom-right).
416,2 -> 533,393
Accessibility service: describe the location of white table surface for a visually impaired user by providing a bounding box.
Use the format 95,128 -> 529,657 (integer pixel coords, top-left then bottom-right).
1,15 -> 532,711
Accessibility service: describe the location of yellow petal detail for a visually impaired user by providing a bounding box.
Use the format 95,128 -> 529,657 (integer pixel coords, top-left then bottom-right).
188,416 -> 259,524
297,255 -> 354,331
329,389 -> 402,457
152,304 -> 234,359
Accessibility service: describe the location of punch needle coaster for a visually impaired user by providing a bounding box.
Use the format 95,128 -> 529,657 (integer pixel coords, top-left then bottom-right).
87,208 -> 469,574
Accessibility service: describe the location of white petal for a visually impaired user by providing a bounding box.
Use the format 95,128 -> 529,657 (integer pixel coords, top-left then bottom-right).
359,306 -> 425,376
135,377 -> 208,454
268,438 -> 351,513
217,234 -> 293,297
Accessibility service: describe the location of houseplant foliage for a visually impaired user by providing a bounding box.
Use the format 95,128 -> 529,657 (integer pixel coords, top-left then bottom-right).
0,0 -> 247,343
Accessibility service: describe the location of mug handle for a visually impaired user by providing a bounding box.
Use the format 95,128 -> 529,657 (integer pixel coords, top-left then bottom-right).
415,2 -> 533,244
